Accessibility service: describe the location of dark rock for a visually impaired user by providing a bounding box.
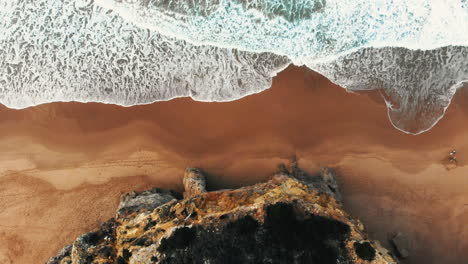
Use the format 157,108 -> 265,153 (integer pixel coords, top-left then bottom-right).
46,245 -> 72,264
47,219 -> 117,264
354,241 -> 377,261
158,226 -> 197,252
117,187 -> 177,219
47,165 -> 396,264
390,232 -> 410,258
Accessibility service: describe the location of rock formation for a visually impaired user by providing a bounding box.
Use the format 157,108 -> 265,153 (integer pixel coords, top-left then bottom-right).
390,232 -> 410,259
182,168 -> 207,199
47,163 -> 397,264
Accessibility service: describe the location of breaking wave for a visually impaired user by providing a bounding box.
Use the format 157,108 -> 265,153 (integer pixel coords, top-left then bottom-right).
1,0 -> 467,134
309,46 -> 468,134
0,0 -> 290,107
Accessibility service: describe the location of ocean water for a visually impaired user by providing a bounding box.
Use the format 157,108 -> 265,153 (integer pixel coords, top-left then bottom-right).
0,0 -> 290,107
0,0 -> 467,134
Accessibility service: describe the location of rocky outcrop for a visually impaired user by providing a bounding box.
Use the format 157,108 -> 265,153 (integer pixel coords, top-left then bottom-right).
182,168 -> 206,199
390,232 -> 410,259
117,188 -> 178,219
47,163 -> 397,264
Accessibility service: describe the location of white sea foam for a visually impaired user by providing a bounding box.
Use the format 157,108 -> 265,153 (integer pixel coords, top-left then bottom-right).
0,0 -> 290,108
95,0 -> 468,60
308,46 -> 468,134
0,0 -> 467,134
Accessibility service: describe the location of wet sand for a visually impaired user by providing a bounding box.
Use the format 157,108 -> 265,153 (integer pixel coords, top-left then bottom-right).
0,66 -> 467,263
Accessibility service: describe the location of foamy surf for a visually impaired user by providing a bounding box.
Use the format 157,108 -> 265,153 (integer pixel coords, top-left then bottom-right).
0,0 -> 291,108
309,46 -> 468,134
0,0 -> 467,134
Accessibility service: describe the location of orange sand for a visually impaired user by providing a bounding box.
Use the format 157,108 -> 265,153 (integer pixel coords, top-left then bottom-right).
0,66 -> 467,263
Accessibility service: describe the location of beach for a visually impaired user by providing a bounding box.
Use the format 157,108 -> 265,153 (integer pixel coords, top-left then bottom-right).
0,66 -> 467,263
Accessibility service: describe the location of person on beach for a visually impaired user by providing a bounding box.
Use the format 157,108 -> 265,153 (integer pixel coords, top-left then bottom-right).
448,149 -> 458,164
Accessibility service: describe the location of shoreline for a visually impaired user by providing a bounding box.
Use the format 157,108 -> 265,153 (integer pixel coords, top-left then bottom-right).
0,66 -> 467,263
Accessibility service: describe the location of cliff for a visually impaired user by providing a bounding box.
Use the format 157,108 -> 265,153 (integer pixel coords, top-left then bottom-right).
47,164 -> 397,264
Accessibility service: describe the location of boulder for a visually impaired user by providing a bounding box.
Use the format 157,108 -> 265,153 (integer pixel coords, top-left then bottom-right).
48,165 -> 397,264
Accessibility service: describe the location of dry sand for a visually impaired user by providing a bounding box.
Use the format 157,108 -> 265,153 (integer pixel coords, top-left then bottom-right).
0,66 -> 467,263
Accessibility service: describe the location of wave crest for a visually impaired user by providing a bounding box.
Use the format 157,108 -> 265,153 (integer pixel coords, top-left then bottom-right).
96,0 -> 468,60
0,0 -> 467,134
309,46 -> 468,134
0,0 -> 290,108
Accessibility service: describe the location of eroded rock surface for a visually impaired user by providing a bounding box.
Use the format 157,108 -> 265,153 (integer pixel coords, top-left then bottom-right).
182,168 -> 207,199
117,188 -> 178,219
48,165 -> 397,264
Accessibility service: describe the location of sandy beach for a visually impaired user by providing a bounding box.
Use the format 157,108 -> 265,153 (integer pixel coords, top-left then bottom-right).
0,66 -> 467,263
